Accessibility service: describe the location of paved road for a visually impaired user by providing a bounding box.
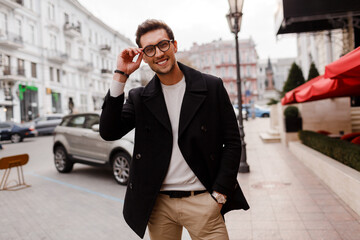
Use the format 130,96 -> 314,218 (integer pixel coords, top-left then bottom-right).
0,136 -> 148,240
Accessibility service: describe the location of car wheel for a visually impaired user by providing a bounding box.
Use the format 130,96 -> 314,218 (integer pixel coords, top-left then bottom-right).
11,133 -> 22,143
54,146 -> 74,173
112,152 -> 130,185
262,113 -> 270,118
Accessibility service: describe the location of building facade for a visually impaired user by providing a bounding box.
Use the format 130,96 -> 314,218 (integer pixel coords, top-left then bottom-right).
296,29 -> 346,79
257,57 -> 295,104
177,38 -> 258,105
0,0 -> 140,123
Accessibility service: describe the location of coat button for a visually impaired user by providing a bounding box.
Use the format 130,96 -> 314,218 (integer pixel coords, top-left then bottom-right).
129,183 -> 133,189
201,125 -> 207,132
135,154 -> 141,159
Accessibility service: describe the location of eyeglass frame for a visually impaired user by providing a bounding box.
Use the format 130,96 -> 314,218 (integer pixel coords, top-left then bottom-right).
142,39 -> 175,57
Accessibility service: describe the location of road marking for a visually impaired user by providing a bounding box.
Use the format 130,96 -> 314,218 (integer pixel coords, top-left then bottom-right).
28,172 -> 124,204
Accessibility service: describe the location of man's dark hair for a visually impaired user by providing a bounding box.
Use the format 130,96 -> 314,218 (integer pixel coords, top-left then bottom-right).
135,19 -> 175,47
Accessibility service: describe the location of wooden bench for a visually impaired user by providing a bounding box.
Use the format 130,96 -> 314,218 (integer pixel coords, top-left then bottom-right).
0,154 -> 30,191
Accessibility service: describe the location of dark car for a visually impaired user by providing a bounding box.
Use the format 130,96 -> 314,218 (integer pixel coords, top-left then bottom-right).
0,122 -> 38,143
30,114 -> 64,135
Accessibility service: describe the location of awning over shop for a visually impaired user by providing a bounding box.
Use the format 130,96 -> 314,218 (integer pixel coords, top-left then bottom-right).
275,0 -> 360,35
281,75 -> 360,105
281,47 -> 360,105
325,47 -> 360,79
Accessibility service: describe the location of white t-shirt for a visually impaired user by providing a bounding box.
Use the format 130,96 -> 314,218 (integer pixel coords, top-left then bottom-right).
110,78 -> 205,191
160,77 -> 205,191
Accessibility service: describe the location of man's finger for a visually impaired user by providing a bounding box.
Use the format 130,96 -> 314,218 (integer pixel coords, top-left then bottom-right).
135,52 -> 144,65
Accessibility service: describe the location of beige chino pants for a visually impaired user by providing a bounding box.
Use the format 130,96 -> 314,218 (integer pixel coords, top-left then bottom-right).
148,192 -> 229,240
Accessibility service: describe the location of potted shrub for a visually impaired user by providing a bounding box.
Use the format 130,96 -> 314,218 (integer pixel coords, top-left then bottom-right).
284,106 -> 302,132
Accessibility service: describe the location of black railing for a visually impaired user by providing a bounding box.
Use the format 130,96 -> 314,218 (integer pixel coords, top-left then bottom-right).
15,0 -> 23,5
3,66 -> 11,75
17,68 -> 25,76
100,44 -> 111,51
64,23 -> 81,33
101,69 -> 112,74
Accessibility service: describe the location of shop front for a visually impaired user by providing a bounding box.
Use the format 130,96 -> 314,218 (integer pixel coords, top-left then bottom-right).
19,85 -> 39,122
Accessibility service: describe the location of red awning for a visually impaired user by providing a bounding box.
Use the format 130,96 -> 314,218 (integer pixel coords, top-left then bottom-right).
325,47 -> 360,79
281,47 -> 360,105
281,76 -> 322,105
281,75 -> 360,105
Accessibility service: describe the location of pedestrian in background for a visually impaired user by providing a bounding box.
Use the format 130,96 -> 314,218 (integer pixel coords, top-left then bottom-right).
100,19 -> 249,240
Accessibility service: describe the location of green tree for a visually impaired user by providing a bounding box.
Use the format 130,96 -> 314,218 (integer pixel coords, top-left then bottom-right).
281,62 -> 305,97
307,62 -> 320,81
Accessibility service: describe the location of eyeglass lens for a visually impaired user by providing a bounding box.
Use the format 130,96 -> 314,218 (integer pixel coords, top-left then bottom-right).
144,40 -> 172,57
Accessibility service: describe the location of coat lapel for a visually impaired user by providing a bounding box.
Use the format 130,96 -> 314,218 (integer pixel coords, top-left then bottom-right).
178,63 -> 207,137
141,62 -> 208,136
141,75 -> 172,134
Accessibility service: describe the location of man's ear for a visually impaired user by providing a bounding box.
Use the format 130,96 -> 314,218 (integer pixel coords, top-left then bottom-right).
173,40 -> 178,53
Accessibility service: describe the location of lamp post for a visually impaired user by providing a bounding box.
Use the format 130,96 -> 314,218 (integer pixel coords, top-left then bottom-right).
226,0 -> 249,173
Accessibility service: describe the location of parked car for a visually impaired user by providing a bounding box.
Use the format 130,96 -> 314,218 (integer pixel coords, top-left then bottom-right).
29,114 -> 64,135
52,113 -> 134,185
233,105 -> 249,121
0,122 -> 38,143
243,104 -> 270,118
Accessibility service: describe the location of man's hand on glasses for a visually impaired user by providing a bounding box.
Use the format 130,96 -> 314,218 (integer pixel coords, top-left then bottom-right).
115,48 -> 144,82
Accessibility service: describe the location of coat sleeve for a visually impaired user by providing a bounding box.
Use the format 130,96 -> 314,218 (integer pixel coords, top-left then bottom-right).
212,80 -> 242,197
99,90 -> 136,141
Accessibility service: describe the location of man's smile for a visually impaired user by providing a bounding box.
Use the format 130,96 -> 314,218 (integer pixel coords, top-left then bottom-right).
155,58 -> 168,66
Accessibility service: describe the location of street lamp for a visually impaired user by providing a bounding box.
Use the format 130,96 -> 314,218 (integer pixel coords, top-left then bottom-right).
226,0 -> 249,173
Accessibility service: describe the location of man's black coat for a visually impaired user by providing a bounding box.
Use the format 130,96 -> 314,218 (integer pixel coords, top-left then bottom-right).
100,62 -> 249,238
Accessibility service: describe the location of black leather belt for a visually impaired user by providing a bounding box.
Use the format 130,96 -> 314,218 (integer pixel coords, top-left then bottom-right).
160,190 -> 207,198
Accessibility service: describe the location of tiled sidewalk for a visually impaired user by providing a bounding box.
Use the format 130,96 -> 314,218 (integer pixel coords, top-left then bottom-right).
224,118 -> 360,240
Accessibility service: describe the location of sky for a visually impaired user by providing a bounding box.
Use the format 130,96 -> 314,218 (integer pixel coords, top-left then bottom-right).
77,0 -> 297,60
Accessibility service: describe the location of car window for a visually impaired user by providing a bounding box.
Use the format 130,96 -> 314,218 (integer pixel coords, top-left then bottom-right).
34,117 -> 46,122
67,116 -> 86,128
0,123 -> 11,128
48,116 -> 62,120
84,115 -> 99,129
60,117 -> 70,126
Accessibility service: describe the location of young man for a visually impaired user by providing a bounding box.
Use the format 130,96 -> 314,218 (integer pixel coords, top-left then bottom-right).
100,19 -> 249,240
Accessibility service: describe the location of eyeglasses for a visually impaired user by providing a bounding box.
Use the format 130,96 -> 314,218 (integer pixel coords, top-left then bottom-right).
142,39 -> 174,57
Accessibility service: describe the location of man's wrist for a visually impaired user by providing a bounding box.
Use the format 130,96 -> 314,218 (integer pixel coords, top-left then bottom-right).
113,72 -> 128,83
211,191 -> 227,204
114,69 -> 130,78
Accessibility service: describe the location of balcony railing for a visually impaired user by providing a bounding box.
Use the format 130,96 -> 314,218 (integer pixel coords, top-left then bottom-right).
101,69 -> 112,74
0,66 -> 27,82
3,66 -> 11,75
64,22 -> 81,38
0,32 -> 24,49
2,66 -> 26,76
17,68 -> 25,76
47,50 -> 68,63
76,61 -> 93,72
100,44 -> 111,55
15,0 -> 23,5
2,0 -> 23,9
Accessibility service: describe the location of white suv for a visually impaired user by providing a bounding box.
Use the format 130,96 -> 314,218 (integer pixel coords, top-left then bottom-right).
53,113 -> 134,185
